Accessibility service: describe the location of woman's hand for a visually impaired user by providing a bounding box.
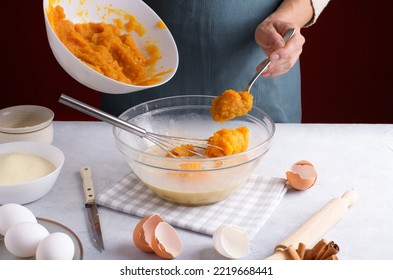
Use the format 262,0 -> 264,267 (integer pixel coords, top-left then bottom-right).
255,20 -> 305,78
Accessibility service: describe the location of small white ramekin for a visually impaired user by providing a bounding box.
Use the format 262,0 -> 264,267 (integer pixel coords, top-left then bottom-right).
0,105 -> 54,144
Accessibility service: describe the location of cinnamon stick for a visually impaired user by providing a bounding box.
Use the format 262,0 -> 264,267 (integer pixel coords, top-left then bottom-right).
275,239 -> 339,260
319,241 -> 340,260
274,244 -> 288,252
296,243 -> 307,259
304,239 -> 328,260
323,254 -> 338,260
284,245 -> 301,260
303,249 -> 313,260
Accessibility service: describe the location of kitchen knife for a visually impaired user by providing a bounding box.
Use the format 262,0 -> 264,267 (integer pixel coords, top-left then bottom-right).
80,166 -> 105,252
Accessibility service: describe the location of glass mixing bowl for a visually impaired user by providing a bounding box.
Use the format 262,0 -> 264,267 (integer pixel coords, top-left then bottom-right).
113,95 -> 275,205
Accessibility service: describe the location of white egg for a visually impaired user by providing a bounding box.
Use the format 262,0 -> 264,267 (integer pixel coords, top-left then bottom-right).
213,224 -> 249,259
0,204 -> 37,236
36,232 -> 75,260
4,222 -> 49,258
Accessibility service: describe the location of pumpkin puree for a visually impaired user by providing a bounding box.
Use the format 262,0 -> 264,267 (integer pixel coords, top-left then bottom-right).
47,5 -> 165,85
210,89 -> 253,123
156,20 -> 167,30
166,145 -> 196,158
165,126 -> 249,160
205,127 -> 249,158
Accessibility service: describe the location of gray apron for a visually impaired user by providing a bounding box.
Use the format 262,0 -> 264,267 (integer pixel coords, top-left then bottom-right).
101,0 -> 301,123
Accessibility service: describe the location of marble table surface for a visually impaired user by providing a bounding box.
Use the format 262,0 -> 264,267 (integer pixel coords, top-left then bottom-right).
21,122 -> 393,260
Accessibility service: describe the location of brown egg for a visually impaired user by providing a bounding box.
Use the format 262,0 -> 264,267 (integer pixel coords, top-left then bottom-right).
151,222 -> 182,259
133,214 -> 164,252
286,160 -> 317,191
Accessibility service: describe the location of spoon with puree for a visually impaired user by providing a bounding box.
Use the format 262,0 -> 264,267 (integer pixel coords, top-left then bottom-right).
210,28 -> 296,123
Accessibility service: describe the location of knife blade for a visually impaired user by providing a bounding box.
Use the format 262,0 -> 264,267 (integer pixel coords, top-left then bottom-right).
80,166 -> 105,252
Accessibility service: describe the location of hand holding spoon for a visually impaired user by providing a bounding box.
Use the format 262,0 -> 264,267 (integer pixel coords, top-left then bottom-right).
245,28 -> 296,92
211,28 -> 296,123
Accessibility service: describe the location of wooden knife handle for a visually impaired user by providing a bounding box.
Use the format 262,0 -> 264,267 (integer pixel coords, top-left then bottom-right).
80,166 -> 95,204
266,188 -> 358,260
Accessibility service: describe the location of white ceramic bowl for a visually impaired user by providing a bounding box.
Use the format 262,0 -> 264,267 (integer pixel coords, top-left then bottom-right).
114,95 -> 275,205
0,142 -> 65,205
0,105 -> 54,144
43,0 -> 178,94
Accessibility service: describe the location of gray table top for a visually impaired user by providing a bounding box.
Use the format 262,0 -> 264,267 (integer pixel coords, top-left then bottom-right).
24,122 -> 393,260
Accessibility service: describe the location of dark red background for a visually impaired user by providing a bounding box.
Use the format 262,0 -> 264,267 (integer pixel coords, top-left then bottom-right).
3,1 -> 392,123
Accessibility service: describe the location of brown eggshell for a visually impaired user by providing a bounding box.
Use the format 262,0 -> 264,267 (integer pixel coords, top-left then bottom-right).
286,160 -> 317,191
151,222 -> 182,259
133,214 -> 164,252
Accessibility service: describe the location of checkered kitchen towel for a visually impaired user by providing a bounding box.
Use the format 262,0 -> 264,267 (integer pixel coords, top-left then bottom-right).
96,173 -> 287,239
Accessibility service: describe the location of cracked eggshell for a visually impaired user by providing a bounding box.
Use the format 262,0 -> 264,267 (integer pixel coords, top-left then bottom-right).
286,160 -> 317,191
213,224 -> 249,259
133,214 -> 164,252
151,222 -> 182,259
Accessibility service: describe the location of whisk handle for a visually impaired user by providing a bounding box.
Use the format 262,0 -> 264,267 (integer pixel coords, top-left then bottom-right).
59,94 -> 146,137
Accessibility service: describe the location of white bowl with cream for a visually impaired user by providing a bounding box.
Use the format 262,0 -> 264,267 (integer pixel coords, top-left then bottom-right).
0,105 -> 54,144
0,141 -> 65,204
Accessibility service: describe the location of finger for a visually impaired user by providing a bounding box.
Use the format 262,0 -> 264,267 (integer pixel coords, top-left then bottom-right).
262,53 -> 301,77
262,34 -> 304,77
269,32 -> 304,62
255,23 -> 286,53
262,50 -> 301,77
258,45 -> 300,76
262,60 -> 294,78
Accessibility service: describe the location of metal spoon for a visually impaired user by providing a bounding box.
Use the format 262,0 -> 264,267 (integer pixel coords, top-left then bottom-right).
245,28 -> 296,92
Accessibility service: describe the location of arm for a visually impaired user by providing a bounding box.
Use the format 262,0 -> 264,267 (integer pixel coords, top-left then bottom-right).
255,0 -> 330,78
268,0 -> 315,28
307,0 -> 331,27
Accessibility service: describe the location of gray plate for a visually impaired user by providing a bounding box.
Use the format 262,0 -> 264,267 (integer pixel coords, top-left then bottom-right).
0,217 -> 83,260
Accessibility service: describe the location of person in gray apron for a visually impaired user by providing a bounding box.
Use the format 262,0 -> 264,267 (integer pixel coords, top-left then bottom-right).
101,0 -> 329,123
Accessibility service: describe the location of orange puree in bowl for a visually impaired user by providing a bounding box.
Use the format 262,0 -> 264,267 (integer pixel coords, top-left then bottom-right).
163,126 -> 249,159
205,127 -> 249,157
156,20 -> 167,30
47,5 -> 164,85
210,89 -> 253,123
166,145 -> 196,158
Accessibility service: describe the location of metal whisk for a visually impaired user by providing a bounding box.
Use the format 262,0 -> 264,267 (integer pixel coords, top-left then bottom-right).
59,94 -> 212,158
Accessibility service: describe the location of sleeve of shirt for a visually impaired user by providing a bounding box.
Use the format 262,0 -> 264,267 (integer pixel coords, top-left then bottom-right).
304,0 -> 331,27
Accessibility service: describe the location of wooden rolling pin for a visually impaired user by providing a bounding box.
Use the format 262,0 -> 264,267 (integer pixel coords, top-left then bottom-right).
266,188 -> 358,260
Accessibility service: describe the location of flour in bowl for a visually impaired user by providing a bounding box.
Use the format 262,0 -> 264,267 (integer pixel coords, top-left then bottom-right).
0,152 -> 56,184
